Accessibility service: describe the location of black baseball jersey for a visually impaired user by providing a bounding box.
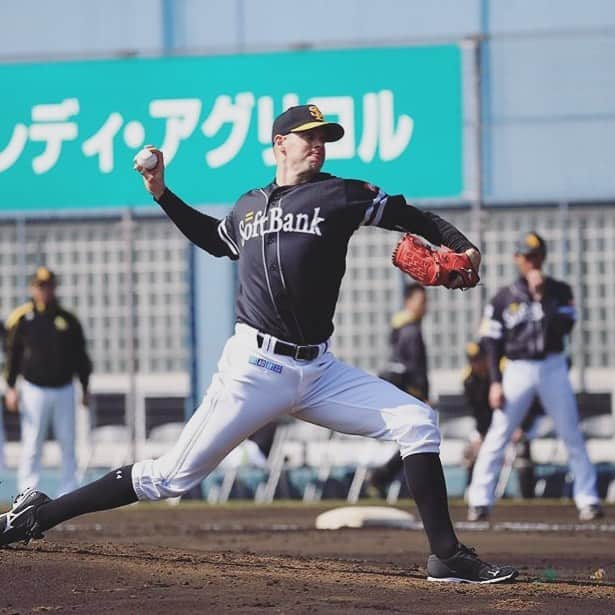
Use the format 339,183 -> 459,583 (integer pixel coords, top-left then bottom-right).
386,310 -> 429,400
479,276 -> 575,382
157,172 -> 476,345
4,300 -> 92,390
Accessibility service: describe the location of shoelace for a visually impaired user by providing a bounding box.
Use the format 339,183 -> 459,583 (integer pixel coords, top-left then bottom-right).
456,545 -> 491,568
458,545 -> 501,576
457,544 -> 478,558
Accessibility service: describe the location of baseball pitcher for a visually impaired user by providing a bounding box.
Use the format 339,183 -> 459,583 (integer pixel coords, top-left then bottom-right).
0,105 -> 516,584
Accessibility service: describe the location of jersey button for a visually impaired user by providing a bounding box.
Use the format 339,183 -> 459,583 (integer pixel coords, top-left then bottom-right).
270,264 -> 277,272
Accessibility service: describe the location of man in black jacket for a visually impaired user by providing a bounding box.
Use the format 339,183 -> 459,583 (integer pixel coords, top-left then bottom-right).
1,106 -> 516,584
3,267 -> 91,496
383,283 -> 429,401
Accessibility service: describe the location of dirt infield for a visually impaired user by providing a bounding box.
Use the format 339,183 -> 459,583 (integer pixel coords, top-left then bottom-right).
1,501 -> 614,614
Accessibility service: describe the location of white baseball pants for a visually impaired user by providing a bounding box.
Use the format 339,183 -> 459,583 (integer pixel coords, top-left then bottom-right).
132,323 -> 440,500
18,380 -> 78,496
467,353 -> 599,510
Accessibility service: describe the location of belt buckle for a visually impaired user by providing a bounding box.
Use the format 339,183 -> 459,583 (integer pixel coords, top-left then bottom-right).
294,344 -> 318,360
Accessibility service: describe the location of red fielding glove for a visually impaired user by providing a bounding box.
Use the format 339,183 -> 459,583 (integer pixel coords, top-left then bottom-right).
392,234 -> 480,290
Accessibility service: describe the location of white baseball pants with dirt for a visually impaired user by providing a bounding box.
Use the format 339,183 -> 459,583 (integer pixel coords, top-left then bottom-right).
467,353 -> 599,510
132,323 -> 440,500
18,379 -> 78,496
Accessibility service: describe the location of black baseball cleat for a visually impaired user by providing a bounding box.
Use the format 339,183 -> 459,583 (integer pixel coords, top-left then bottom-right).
0,488 -> 51,546
427,544 -> 519,584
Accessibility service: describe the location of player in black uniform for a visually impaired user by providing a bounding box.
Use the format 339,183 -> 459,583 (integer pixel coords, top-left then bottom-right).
0,106 -> 517,584
467,232 -> 602,521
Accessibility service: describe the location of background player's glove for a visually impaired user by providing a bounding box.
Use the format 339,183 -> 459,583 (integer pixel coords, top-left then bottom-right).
392,234 -> 480,290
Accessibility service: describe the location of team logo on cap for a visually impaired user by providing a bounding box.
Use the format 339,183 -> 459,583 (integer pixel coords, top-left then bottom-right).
37,267 -> 51,282
525,234 -> 540,249
465,342 -> 480,358
308,105 -> 324,121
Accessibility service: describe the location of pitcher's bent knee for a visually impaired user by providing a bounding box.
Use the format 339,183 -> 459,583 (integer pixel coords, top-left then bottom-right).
132,458 -> 201,501
396,403 -> 441,458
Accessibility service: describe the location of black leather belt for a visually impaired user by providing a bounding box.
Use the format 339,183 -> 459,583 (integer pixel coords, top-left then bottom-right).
256,333 -> 321,361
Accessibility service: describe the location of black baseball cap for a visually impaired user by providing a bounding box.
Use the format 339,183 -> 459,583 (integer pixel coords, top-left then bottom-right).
271,105 -> 344,144
514,232 -> 547,257
30,266 -> 57,286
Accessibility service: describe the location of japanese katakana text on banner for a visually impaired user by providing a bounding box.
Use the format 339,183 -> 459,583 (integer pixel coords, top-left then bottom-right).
0,46 -> 462,210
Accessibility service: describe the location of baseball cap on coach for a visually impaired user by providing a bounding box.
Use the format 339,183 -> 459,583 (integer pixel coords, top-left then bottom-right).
465,340 -> 486,360
514,232 -> 547,257
30,266 -> 57,286
271,105 -> 344,143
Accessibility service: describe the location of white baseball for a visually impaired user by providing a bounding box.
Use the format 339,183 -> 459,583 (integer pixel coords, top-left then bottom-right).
134,148 -> 158,170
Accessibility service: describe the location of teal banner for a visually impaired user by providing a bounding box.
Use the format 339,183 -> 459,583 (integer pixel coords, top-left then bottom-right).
0,46 -> 462,211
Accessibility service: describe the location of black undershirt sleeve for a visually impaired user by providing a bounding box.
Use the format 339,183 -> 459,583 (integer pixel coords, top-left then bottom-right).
543,283 -> 575,338
4,319 -> 24,388
422,210 -> 477,253
155,188 -> 232,258
483,337 -> 504,383
379,196 -> 477,253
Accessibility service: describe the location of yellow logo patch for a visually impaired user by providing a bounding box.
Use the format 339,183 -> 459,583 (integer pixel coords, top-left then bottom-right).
37,267 -> 51,282
308,105 -> 324,121
465,342 -> 480,358
54,316 -> 68,331
508,302 -> 519,314
525,233 -> 540,249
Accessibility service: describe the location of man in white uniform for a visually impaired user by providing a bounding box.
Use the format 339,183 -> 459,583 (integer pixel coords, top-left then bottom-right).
467,232 -> 602,521
1,106 -> 517,584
